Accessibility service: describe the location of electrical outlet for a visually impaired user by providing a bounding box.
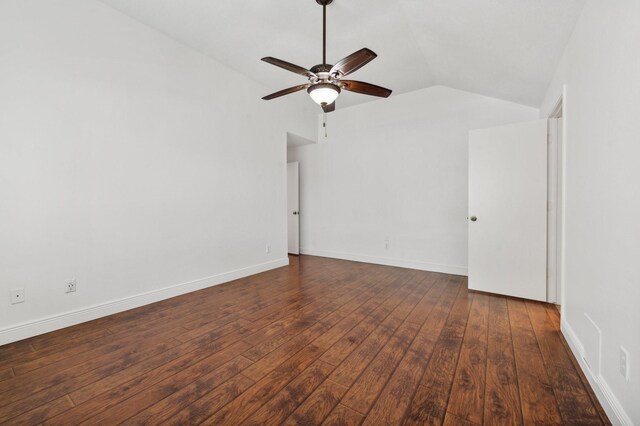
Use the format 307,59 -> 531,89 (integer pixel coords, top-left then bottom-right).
66,279 -> 77,293
10,288 -> 25,304
266,244 -> 271,254
620,346 -> 630,381
384,236 -> 390,250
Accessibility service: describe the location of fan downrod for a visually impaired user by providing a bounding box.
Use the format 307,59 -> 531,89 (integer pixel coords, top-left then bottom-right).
316,0 -> 333,6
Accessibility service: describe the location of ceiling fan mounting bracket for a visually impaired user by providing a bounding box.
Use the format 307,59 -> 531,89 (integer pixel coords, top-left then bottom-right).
316,0 -> 333,6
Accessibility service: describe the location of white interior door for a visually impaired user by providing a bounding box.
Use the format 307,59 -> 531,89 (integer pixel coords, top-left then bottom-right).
287,162 -> 299,255
468,120 -> 548,301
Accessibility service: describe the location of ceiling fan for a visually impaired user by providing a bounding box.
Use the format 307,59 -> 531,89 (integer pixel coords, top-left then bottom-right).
261,0 -> 392,113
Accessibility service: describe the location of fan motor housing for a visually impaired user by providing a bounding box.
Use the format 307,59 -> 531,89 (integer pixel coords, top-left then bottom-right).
310,64 -> 333,74
316,0 -> 333,5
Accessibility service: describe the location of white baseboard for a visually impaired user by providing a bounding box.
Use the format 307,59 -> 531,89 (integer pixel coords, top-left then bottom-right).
300,248 -> 467,276
561,318 -> 633,426
0,257 -> 289,346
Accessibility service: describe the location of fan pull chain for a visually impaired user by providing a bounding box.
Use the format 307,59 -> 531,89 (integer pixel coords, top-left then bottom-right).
323,112 -> 328,138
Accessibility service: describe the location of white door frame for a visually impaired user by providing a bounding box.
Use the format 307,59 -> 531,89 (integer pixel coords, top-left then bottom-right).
547,89 -> 565,306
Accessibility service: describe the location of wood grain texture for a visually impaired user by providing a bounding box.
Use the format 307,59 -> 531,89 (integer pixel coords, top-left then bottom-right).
243,359 -> 334,426
404,385 -> 449,425
526,301 -> 607,425
362,282 -> 460,425
122,356 -> 254,425
0,255 -> 608,425
0,368 -> 14,381
507,298 -> 564,425
446,294 -> 490,424
483,296 -> 522,426
322,403 -> 363,425
283,379 -> 348,425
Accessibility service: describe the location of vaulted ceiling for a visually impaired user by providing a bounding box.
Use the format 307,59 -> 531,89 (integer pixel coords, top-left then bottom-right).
99,0 -> 585,109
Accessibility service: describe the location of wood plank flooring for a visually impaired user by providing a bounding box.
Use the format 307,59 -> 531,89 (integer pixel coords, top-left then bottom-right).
0,255 -> 610,425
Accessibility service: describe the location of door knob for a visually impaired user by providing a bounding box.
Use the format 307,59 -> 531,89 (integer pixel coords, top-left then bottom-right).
470,216 -> 477,222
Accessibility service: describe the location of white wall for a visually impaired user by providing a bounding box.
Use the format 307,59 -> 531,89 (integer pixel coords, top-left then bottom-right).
288,86 -> 538,275
541,1 -> 640,424
0,0 -> 315,344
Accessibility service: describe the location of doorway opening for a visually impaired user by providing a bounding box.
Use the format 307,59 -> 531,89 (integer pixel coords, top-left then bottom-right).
547,94 -> 564,308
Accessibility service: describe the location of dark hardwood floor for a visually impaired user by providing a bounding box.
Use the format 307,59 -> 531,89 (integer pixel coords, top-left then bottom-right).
0,255 -> 609,425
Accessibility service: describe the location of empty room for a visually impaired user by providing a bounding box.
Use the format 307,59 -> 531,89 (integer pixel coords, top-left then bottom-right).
1,0 -> 638,425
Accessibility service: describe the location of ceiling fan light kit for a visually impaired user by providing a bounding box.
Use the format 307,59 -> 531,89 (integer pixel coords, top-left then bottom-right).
261,0 -> 392,113
308,83 -> 340,105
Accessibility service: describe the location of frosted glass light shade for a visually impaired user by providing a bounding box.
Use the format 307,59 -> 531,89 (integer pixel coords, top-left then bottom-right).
308,83 -> 340,105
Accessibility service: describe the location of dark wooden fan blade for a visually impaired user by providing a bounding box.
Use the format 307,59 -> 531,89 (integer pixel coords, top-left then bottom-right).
261,57 -> 315,78
330,48 -> 377,76
341,80 -> 392,98
262,84 -> 310,100
322,102 -> 335,113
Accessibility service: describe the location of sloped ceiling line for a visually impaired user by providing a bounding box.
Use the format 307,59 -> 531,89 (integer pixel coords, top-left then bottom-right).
99,0 -> 585,109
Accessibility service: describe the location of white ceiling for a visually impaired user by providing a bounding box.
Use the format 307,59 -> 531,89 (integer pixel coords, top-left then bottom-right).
99,0 -> 585,109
